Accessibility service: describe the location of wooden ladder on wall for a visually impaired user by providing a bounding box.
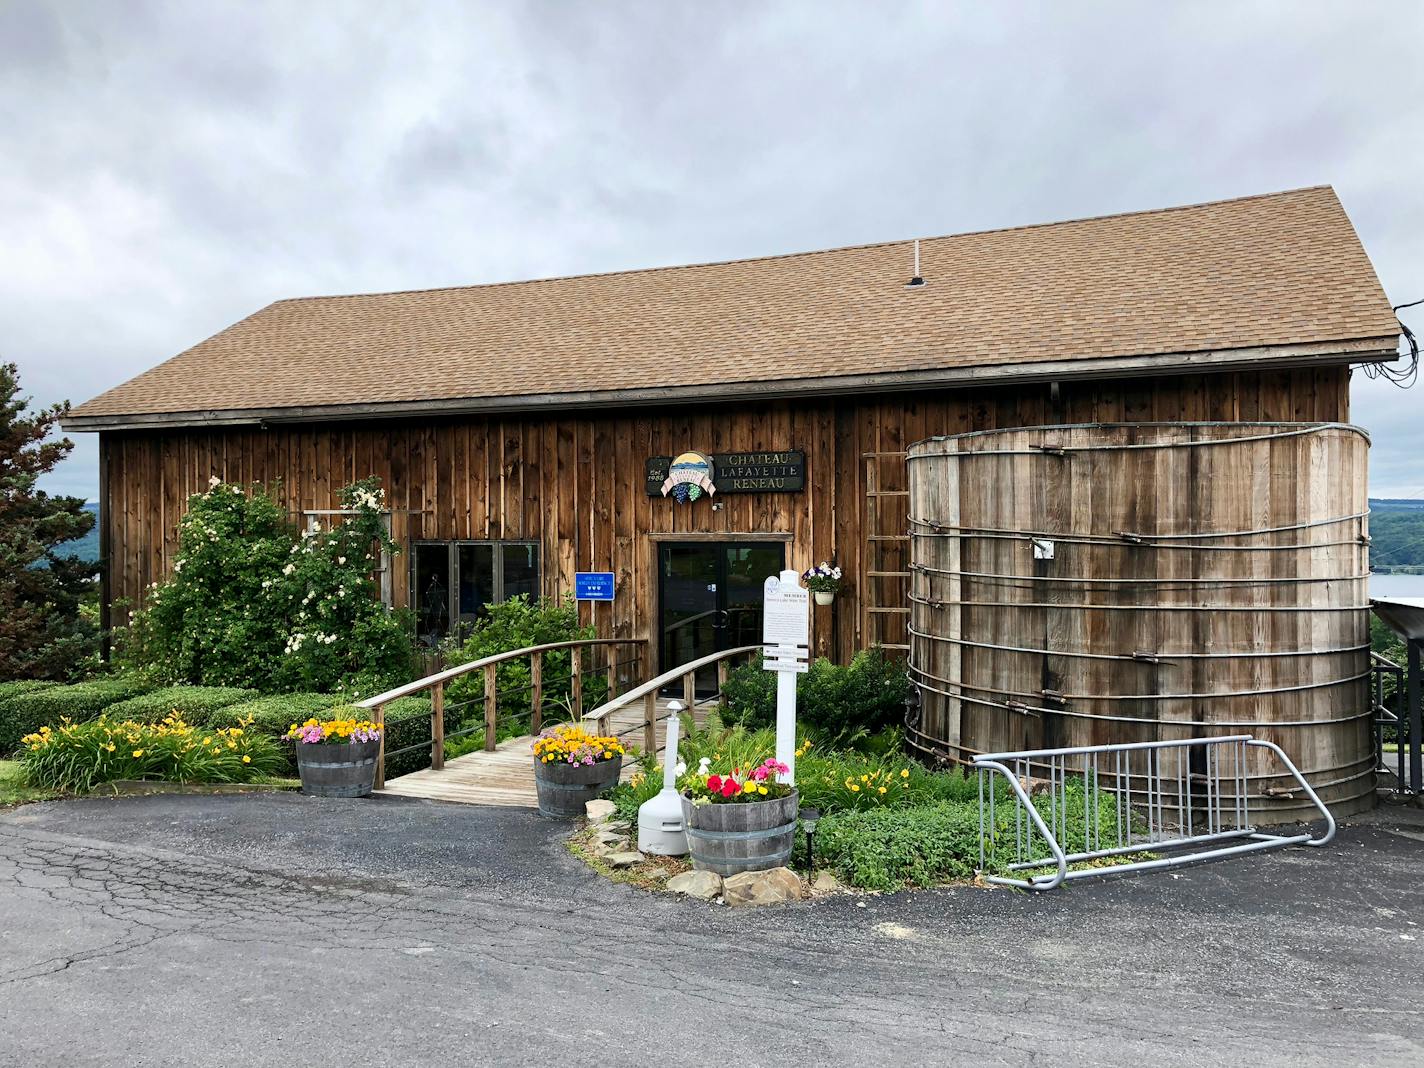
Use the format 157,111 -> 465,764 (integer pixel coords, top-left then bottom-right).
863,451 -> 911,653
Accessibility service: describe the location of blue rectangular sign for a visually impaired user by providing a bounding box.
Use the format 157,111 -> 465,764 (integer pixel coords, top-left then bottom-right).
574,571 -> 616,601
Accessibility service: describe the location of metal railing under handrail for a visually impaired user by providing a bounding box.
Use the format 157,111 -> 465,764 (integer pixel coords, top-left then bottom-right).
583,644 -> 762,755
357,637 -> 647,788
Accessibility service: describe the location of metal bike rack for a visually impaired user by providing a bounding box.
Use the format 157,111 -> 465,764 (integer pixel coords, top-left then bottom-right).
973,735 -> 1336,891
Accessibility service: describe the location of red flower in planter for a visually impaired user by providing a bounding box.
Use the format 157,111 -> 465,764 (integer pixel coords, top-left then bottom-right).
720,777 -> 739,798
707,774 -> 723,793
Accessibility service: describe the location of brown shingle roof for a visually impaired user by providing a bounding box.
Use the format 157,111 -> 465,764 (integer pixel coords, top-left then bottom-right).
68,185 -> 1399,428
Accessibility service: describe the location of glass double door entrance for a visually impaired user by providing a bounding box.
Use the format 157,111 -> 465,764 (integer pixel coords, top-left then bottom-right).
658,541 -> 786,694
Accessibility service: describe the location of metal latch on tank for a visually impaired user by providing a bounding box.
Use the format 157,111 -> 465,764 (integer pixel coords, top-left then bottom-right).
1032,538 -> 1055,560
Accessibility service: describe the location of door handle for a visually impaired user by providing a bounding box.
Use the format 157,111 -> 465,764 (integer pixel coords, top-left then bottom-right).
711,609 -> 731,630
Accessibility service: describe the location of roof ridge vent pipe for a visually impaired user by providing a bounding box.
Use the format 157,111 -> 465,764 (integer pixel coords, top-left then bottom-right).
905,238 -> 925,288
638,701 -> 689,856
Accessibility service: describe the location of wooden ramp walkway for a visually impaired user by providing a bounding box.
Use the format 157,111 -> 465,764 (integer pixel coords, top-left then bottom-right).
374,697 -> 700,808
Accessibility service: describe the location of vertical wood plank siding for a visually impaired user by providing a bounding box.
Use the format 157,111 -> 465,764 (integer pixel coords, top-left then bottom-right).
99,368 -> 1350,668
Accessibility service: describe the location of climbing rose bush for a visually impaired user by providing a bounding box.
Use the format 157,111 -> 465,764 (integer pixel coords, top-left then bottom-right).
135,477 -> 412,694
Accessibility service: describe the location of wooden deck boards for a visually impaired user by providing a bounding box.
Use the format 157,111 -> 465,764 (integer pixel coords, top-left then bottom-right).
374,696 -> 707,807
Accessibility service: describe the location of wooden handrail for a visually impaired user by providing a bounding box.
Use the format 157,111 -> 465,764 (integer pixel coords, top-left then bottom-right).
583,644 -> 761,754
358,637 -> 647,789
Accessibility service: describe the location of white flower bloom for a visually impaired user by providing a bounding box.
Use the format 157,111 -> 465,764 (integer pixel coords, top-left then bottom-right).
208,476 -> 221,488
173,559 -> 185,573
282,563 -> 296,576
337,556 -> 346,565
674,761 -> 686,776
697,757 -> 711,774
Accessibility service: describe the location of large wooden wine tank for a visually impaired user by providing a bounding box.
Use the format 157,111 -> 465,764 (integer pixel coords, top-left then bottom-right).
906,422 -> 1373,820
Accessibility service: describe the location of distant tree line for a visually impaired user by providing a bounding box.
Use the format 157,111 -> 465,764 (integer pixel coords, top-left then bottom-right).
1368,504 -> 1424,571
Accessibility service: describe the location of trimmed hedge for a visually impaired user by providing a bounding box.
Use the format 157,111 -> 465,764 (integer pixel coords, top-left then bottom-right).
209,693 -> 337,736
103,686 -> 262,726
0,680 -> 60,703
383,696 -> 448,779
206,693 -> 444,780
0,678 -> 157,756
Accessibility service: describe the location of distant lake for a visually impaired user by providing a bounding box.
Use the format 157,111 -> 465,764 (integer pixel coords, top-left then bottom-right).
1369,573 -> 1424,599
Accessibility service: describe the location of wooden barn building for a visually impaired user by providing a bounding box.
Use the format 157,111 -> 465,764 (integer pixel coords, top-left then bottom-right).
67,186 -> 1400,681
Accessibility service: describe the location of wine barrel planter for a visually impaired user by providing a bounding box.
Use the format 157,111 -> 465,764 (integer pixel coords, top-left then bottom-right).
295,740 -> 380,798
533,757 -> 622,819
680,790 -> 800,876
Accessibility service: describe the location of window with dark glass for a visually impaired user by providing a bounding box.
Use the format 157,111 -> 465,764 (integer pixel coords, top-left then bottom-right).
412,541 -> 540,643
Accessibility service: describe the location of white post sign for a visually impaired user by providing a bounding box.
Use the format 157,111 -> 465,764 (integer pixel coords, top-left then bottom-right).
763,568 -> 809,784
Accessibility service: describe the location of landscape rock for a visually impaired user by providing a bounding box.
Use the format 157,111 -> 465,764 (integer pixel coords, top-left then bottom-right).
595,829 -> 627,846
812,871 -> 842,893
607,851 -> 645,869
722,866 -> 803,907
585,799 -> 616,823
604,819 -> 632,833
666,870 -> 722,901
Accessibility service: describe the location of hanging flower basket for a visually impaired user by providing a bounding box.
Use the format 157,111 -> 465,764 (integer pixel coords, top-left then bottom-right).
803,561 -> 843,607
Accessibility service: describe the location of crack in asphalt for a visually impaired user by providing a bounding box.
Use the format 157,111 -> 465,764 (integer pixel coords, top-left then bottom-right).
1,798 -> 1422,1066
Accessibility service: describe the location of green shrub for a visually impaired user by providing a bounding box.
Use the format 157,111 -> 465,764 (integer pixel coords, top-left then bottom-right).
445,596 -> 609,729
0,677 -> 156,756
795,746 -> 982,814
812,802 -> 984,891
103,686 -> 261,726
812,775 -> 1129,891
134,477 -> 414,694
0,680 -> 59,703
18,714 -> 286,793
720,647 -> 909,748
382,696 -> 443,779
209,693 -> 337,736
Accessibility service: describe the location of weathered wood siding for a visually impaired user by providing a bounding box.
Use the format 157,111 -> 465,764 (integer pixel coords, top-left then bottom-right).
99,366 -> 1351,669
907,420 -> 1371,819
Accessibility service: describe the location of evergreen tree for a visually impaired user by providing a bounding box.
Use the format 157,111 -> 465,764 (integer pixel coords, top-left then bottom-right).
0,362 -> 99,679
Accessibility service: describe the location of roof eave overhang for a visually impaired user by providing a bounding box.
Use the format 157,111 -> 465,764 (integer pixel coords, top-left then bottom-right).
62,335 -> 1402,433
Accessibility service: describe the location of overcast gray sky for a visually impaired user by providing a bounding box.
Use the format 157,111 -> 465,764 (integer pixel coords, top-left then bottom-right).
4,0 -> 1421,499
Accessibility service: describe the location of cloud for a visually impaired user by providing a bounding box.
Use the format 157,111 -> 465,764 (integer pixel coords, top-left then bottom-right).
2,0 -> 1421,497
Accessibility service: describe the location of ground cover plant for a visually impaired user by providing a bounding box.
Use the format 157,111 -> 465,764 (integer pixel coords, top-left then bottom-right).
19,714 -> 285,793
0,677 -> 156,756
129,476 -> 413,694
608,720 -> 1125,892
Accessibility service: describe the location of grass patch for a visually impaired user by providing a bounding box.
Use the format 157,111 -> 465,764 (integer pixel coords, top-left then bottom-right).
0,759 -> 61,807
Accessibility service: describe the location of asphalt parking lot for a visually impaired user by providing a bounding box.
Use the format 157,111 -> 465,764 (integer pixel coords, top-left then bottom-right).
1,792 -> 1420,1067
